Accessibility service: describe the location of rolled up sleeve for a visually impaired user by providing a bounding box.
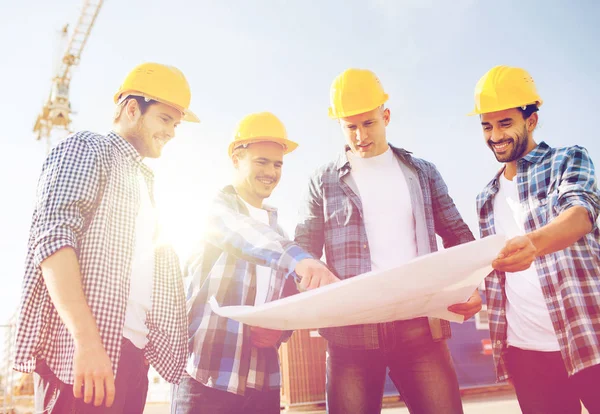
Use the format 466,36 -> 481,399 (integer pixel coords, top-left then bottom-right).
31,136 -> 100,266
557,146 -> 600,228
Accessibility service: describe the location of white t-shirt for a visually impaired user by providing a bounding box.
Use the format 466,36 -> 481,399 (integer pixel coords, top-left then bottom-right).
122,173 -> 155,349
493,173 -> 560,351
347,146 -> 417,272
241,200 -> 272,306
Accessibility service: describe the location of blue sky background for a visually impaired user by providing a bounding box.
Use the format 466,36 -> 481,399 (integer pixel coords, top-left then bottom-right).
1,0 -> 599,327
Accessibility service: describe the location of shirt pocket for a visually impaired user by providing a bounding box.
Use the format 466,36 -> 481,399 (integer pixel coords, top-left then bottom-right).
528,191 -> 550,227
326,199 -> 354,227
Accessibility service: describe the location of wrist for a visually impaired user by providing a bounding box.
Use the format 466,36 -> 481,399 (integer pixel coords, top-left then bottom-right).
73,328 -> 102,348
525,232 -> 541,257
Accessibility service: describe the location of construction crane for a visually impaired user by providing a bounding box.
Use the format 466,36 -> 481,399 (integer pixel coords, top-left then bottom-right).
33,0 -> 104,152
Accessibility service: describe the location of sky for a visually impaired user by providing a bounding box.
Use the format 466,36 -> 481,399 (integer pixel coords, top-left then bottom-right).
0,0 -> 599,330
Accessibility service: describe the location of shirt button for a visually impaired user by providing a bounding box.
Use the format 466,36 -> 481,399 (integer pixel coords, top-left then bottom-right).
496,340 -> 502,345
363,244 -> 367,249
500,310 -> 505,315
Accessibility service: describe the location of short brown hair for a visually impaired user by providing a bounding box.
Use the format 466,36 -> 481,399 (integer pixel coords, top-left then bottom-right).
113,95 -> 157,122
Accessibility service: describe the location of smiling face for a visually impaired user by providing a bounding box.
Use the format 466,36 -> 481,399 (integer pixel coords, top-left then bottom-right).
338,106 -> 390,158
116,97 -> 182,158
480,107 -> 538,163
232,141 -> 285,208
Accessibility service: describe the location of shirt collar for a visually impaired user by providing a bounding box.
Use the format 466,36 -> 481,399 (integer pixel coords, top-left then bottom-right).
335,143 -> 413,172
108,131 -> 143,162
222,185 -> 278,213
520,141 -> 551,164
483,141 -> 550,193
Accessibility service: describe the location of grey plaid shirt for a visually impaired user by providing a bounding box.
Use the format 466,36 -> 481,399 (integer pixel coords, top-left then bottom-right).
14,131 -> 187,384
295,144 -> 474,349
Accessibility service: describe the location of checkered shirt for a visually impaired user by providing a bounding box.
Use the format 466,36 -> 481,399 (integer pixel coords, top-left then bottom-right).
477,142 -> 600,381
184,186 -> 310,395
294,144 -> 474,349
13,131 -> 187,384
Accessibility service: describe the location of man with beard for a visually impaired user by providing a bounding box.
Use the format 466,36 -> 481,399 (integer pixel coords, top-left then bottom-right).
13,62 -> 198,413
295,68 -> 480,414
172,112 -> 339,414
472,65 -> 600,413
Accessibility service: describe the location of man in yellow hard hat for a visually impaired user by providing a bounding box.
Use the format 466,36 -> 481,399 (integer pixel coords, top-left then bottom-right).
295,68 -> 479,413
473,65 -> 600,413
13,62 -> 198,413
172,112 -> 340,414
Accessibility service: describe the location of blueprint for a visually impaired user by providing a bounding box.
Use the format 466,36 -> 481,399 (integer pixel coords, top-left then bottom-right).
210,235 -> 505,330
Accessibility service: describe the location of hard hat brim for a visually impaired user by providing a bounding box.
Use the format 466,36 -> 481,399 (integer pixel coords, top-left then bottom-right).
229,137 -> 299,157
328,94 -> 389,119
467,100 -> 543,117
115,91 -> 200,123
183,109 -> 200,123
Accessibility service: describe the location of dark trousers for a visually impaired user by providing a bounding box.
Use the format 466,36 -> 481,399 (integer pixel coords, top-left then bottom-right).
171,373 -> 280,414
326,318 -> 463,414
505,346 -> 600,414
33,338 -> 149,414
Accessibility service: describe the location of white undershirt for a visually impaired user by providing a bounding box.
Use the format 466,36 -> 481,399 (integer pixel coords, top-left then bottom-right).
122,173 -> 155,349
241,200 -> 272,306
493,173 -> 560,351
347,146 -> 417,272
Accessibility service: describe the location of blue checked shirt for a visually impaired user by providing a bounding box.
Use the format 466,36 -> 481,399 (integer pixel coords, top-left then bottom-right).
477,142 -> 600,381
295,144 -> 474,349
184,186 -> 311,395
14,131 -> 187,385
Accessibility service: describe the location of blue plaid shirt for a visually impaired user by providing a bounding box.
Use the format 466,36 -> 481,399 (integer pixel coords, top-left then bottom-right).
477,142 -> 600,381
184,186 -> 310,395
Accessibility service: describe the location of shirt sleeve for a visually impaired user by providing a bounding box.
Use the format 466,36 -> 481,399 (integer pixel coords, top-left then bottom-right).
31,135 -> 101,266
203,194 -> 312,281
556,146 -> 600,228
294,172 -> 326,260
427,161 -> 475,248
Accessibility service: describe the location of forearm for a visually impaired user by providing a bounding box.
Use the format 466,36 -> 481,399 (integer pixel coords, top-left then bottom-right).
206,200 -> 311,272
527,206 -> 593,257
40,247 -> 101,345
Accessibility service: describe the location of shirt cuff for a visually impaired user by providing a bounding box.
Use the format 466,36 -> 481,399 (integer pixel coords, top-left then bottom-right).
558,195 -> 599,231
277,244 -> 313,282
33,231 -> 77,267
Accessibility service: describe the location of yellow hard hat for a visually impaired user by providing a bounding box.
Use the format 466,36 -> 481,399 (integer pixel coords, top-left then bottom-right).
228,112 -> 298,157
468,65 -> 543,116
114,62 -> 199,123
328,68 -> 389,119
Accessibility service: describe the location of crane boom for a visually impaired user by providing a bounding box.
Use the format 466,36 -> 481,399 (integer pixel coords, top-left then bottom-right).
33,0 -> 104,150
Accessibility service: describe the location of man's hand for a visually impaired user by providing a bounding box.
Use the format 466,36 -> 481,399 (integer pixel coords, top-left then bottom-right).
295,259 -> 340,290
492,236 -> 537,273
447,290 -> 483,321
250,327 -> 284,348
72,337 -> 115,407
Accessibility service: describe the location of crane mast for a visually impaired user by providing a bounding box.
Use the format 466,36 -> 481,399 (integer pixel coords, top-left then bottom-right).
33,0 -> 104,152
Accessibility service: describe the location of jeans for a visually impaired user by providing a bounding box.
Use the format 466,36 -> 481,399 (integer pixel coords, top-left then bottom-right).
171,373 -> 280,414
33,338 -> 149,414
326,318 -> 463,414
505,346 -> 600,414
